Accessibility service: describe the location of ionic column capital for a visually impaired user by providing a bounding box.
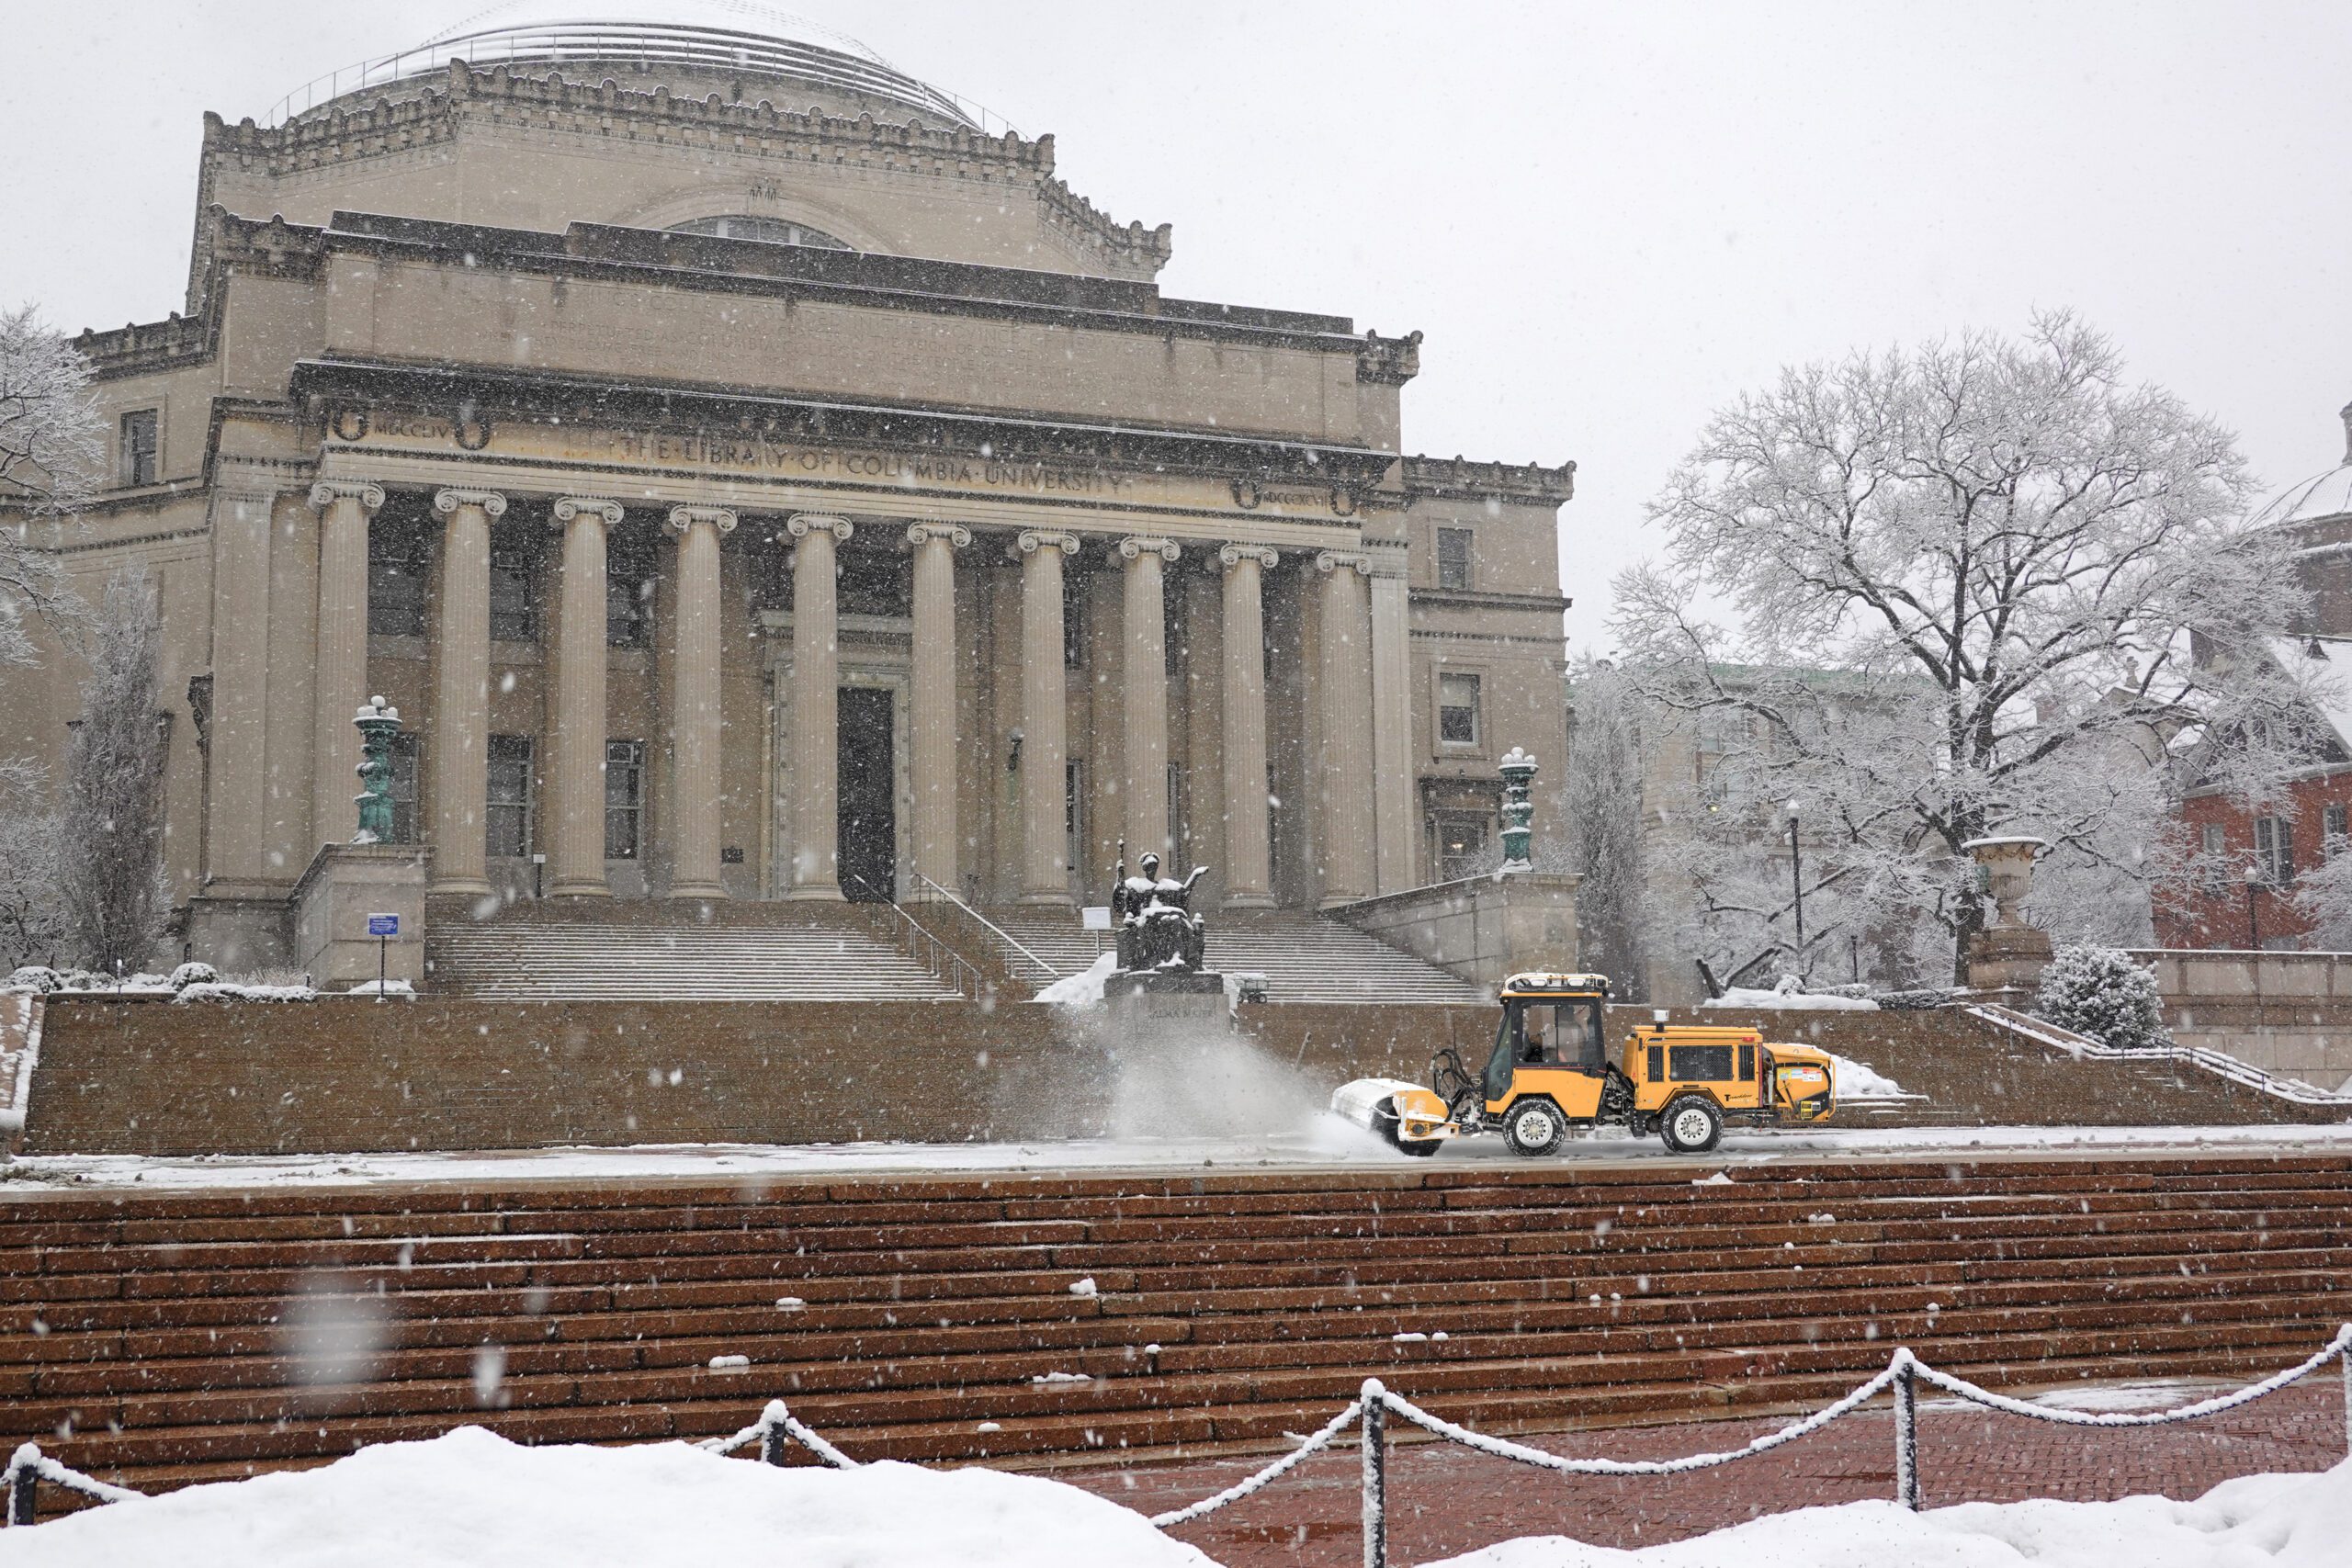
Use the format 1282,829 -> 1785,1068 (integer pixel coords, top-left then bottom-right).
1218,543 -> 1280,570
552,496 -> 625,528
1315,549 -> 1374,578
668,504 -> 739,536
309,479 -> 385,513
432,488 -> 506,518
906,522 -> 972,549
1118,536 -> 1181,564
786,512 -> 852,543
1015,530 -> 1080,558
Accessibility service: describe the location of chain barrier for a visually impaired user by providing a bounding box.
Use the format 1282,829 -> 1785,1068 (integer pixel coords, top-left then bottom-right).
10,1329 -> 2350,1564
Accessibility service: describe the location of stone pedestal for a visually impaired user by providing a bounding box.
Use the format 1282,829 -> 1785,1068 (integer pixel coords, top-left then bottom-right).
1967,925 -> 2054,994
1331,871 -> 1582,991
292,842 -> 427,991
1104,969 -> 1228,1031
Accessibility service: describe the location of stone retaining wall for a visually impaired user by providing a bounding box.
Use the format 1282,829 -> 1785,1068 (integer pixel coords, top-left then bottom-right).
2127,949 -> 2352,1089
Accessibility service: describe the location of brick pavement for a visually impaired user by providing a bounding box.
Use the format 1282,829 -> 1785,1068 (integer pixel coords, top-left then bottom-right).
1065,1381 -> 2348,1566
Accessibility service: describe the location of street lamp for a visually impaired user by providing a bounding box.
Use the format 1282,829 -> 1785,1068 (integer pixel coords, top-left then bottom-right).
2244,863 -> 2266,951
1785,799 -> 1804,974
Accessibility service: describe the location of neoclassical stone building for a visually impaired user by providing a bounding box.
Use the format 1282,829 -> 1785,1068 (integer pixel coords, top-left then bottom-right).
3,8 -> 1574,976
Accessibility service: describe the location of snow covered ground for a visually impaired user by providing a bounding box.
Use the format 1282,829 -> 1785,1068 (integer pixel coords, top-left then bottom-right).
0,1426 -> 1216,1568
1424,1461 -> 2352,1566
9,1116 -> 2352,1190
5,1426 -> 2345,1567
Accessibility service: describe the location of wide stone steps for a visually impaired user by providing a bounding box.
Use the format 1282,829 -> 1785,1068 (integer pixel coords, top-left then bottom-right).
980,907 -> 1488,1003
426,915 -> 958,1001
4,1155 -> 2348,1501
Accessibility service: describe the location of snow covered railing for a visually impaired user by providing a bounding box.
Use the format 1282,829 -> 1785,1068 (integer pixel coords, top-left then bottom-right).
5,1442 -> 147,1525
1967,1002 -> 2352,1107
12,1331 -> 2352,1552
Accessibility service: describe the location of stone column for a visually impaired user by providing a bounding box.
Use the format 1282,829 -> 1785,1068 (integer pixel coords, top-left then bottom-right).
907,523 -> 970,893
785,513 -> 852,900
1217,545 -> 1278,907
1316,550 -> 1376,907
308,479 -> 384,849
1017,531 -> 1080,904
667,504 -> 737,901
1119,536 -> 1180,859
1368,563 -> 1417,893
547,498 -> 621,897
429,489 -> 504,895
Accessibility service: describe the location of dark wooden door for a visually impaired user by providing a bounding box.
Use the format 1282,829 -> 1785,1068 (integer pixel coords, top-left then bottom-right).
837,685 -> 896,901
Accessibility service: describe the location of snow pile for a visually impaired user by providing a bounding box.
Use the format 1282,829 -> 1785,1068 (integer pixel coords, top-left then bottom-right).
1428,1460 -> 2352,1566
343,978 -> 415,997
1827,1054 -> 1913,1100
1035,952 -> 1114,1006
173,981 -> 317,1004
0,1426 -> 1217,1568
1713,984 -> 1880,1011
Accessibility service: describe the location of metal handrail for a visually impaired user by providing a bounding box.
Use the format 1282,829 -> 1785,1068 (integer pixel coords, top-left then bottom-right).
842,876 -> 987,999
905,874 -> 1060,982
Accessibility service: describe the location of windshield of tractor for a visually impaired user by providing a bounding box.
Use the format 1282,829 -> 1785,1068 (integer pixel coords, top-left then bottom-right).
1486,997 -> 1606,1100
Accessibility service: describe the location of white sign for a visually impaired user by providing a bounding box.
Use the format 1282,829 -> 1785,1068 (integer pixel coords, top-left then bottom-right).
1080,905 -> 1113,931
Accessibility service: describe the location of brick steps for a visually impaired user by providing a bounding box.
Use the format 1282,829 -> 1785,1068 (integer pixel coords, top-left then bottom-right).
4,1154 -> 2349,1495
426,909 -> 958,1001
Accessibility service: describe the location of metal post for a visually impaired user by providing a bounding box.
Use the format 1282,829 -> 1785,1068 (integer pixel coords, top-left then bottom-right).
1360,1379 -> 1387,1568
1787,804 -> 1805,975
2341,1341 -> 2350,1460
1893,1357 -> 1920,1511
377,932 -> 388,1002
761,1400 -> 791,1467
7,1444 -> 37,1527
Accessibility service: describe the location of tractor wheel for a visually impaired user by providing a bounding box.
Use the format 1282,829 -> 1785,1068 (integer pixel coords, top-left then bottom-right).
1372,1100 -> 1442,1157
1504,1099 -> 1566,1157
1660,1095 -> 1724,1156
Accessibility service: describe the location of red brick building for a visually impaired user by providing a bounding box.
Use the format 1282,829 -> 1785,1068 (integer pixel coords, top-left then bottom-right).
2155,400 -> 2352,950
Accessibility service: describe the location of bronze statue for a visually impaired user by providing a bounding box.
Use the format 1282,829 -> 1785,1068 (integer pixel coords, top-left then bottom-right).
1110,842 -> 1208,974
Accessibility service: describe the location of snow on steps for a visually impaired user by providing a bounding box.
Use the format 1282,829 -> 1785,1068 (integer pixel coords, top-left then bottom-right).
6,1151 -> 2351,1500
426,906 -> 959,1002
978,907 -> 1488,1004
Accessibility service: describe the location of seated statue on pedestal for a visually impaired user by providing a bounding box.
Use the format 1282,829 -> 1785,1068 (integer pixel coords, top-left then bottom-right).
1110,845 -> 1209,974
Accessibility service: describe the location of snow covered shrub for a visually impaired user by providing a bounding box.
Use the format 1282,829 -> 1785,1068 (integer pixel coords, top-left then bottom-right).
2034,945 -> 2165,1048
5,965 -> 61,994
168,961 -> 218,990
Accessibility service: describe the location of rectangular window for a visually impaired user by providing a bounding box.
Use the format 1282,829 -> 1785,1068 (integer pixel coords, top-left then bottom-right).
2256,815 -> 2295,885
1435,526 -> 1474,591
1669,1044 -> 1736,1082
2200,821 -> 2225,858
606,568 -> 651,649
388,733 -> 420,846
368,523 -> 429,637
1438,671 -> 1481,747
486,734 -> 534,859
2327,806 -> 2348,856
119,409 -> 159,488
489,536 -> 537,643
1435,813 -> 1489,881
1063,577 -> 1088,670
1738,1043 -> 1756,1082
604,739 -> 644,860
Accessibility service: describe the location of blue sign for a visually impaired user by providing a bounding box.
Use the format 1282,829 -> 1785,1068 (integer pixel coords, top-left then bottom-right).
366,913 -> 400,938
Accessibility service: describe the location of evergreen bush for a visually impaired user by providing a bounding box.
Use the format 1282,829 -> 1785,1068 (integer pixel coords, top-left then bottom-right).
2034,944 -> 2165,1048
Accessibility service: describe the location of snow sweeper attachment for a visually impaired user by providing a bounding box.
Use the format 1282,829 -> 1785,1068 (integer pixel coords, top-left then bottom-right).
1333,972 -> 1837,1156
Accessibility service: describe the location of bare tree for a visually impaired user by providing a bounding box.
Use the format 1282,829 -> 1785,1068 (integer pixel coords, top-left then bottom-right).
0,759 -> 64,970
0,306 -> 101,667
1615,312 -> 2312,983
60,569 -> 169,974
1564,659 -> 1651,998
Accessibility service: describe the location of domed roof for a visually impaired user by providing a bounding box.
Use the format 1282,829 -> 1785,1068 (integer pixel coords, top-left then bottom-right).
2249,400 -> 2352,531
268,2 -> 1011,134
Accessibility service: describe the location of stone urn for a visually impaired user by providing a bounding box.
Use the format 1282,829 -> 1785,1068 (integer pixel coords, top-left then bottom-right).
1960,835 -> 2051,992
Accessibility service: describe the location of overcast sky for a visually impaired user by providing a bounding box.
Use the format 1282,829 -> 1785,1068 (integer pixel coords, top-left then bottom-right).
4,2 -> 2347,647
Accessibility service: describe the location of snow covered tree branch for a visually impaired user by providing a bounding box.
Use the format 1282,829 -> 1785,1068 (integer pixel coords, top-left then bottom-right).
1613,312 -> 2314,983
60,568 -> 169,974
0,305 -> 101,667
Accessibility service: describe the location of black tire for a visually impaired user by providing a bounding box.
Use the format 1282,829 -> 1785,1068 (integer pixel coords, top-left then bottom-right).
1504,1098 -> 1567,1157
1373,1099 -> 1442,1157
1659,1094 -> 1724,1155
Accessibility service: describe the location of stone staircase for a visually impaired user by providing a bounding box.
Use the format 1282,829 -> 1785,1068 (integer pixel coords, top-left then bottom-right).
978,906 -> 1488,1004
5,1151 -> 2350,1506
424,901 -> 959,1002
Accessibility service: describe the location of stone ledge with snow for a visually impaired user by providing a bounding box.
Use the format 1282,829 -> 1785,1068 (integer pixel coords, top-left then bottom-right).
0,1426 -> 1216,1568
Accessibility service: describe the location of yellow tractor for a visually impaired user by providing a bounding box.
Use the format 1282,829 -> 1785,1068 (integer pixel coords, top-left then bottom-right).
1333,972 -> 1837,1156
